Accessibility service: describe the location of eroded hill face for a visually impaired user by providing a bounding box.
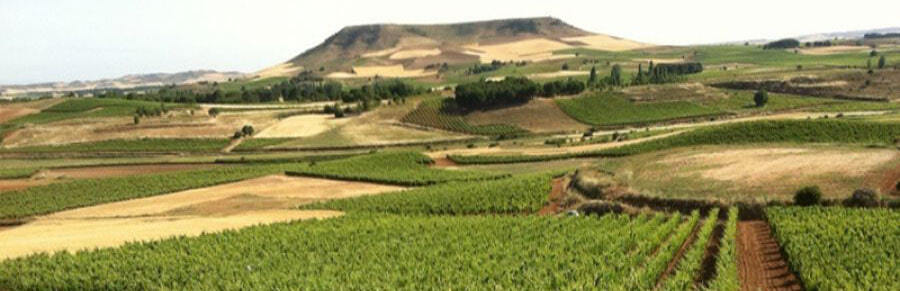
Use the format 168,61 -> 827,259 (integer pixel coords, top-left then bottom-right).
257,17 -> 650,79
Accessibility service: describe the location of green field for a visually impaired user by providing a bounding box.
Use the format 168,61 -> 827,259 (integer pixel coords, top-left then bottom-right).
767,207 -> 900,290
0,212 -> 704,290
287,151 -> 502,186
303,173 -> 553,215
556,91 -> 727,127
0,138 -> 230,153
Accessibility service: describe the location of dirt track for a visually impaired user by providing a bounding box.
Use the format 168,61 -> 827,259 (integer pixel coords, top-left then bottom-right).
737,221 -> 803,291
0,175 -> 405,260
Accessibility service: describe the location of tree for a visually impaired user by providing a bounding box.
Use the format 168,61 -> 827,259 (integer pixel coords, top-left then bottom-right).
609,64 -> 623,86
133,115 -> 140,125
208,107 -> 220,118
588,66 -> 597,84
870,50 -> 878,57
241,125 -> 254,137
561,63 -> 570,70
794,186 -> 822,206
754,89 -> 769,107
878,55 -> 886,69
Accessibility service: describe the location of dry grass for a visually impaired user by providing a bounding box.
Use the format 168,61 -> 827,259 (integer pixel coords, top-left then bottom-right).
527,71 -> 589,79
0,175 -> 404,259
465,98 -> 589,133
253,62 -> 303,79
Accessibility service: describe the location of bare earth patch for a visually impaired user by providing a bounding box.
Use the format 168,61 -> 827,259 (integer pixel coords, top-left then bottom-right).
0,175 -> 405,259
327,65 -> 436,79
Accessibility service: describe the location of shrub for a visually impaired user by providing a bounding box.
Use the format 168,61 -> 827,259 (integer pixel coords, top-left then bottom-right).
208,107 -> 220,117
844,188 -> 880,207
794,186 -> 822,206
754,89 -> 769,107
241,125 -> 255,136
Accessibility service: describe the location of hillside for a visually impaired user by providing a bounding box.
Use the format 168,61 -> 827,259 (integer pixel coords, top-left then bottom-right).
0,70 -> 245,98
257,17 -> 650,79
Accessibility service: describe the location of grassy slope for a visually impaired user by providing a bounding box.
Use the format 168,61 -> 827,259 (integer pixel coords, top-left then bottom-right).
401,98 -> 528,136
556,91 -> 726,127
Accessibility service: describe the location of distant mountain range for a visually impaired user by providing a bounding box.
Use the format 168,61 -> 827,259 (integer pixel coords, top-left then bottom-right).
724,27 -> 900,45
0,70 -> 244,97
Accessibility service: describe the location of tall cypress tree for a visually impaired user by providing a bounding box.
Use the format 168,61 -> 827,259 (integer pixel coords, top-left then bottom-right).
589,66 -> 597,84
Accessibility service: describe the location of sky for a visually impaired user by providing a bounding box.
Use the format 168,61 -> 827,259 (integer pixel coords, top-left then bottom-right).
1,0 -> 898,85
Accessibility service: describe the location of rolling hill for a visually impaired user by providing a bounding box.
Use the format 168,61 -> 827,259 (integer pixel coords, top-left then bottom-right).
256,17 -> 651,79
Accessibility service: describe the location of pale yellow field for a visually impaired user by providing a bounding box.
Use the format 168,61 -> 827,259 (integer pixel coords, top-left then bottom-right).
327,65 -> 437,79
563,34 -> 651,51
0,175 -> 405,259
661,148 -> 898,186
464,38 -> 575,63
254,62 -> 303,79
389,48 -> 442,60
255,114 -> 349,138
528,70 -> 589,79
796,45 -> 870,55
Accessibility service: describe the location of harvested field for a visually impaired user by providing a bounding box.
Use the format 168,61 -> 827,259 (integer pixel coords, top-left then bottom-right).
796,45 -> 870,55
254,114 -> 349,138
527,71 -> 589,79
0,107 -> 38,124
0,175 -> 404,259
389,49 -> 442,60
562,34 -> 651,51
465,98 -> 589,133
464,38 -> 575,63
327,65 -> 436,79
661,148 -> 897,187
0,179 -> 54,193
622,83 -> 729,102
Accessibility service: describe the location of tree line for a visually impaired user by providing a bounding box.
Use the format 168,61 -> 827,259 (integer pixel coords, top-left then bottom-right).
454,77 -> 587,110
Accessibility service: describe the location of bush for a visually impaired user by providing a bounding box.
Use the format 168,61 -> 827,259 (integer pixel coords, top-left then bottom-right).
794,186 -> 822,206
763,38 -> 800,50
754,90 -> 769,107
844,188 -> 880,207
208,107 -> 220,118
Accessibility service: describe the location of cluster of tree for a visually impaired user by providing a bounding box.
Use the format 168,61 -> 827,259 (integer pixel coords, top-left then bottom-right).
455,77 -> 540,109
630,62 -> 701,85
99,73 -> 421,105
424,63 -> 451,73
232,125 -> 255,139
804,40 -> 832,47
540,79 -> 586,97
132,104 -> 170,124
763,38 -> 800,49
863,33 -> 900,39
323,98 -> 385,118
465,60 -> 527,75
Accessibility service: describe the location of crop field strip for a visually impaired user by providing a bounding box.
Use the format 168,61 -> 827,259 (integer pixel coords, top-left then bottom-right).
0,138 -> 231,153
302,173 -> 553,215
556,91 -> 728,127
660,208 -> 719,290
767,207 -> 900,290
286,151 -> 504,186
706,208 -> 739,291
448,119 -> 900,164
0,212 -> 709,289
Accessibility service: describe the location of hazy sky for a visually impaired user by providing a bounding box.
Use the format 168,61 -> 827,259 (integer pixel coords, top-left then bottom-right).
2,0 -> 898,85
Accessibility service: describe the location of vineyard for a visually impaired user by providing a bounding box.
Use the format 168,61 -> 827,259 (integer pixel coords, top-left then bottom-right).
449,119 -> 900,164
302,173 -> 553,215
287,151 -> 503,186
400,98 -> 528,136
0,213 -> 710,290
707,208 -> 739,291
662,208 -> 719,290
1,138 -> 230,153
0,163 -> 298,219
556,92 -> 727,127
767,207 -> 900,290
